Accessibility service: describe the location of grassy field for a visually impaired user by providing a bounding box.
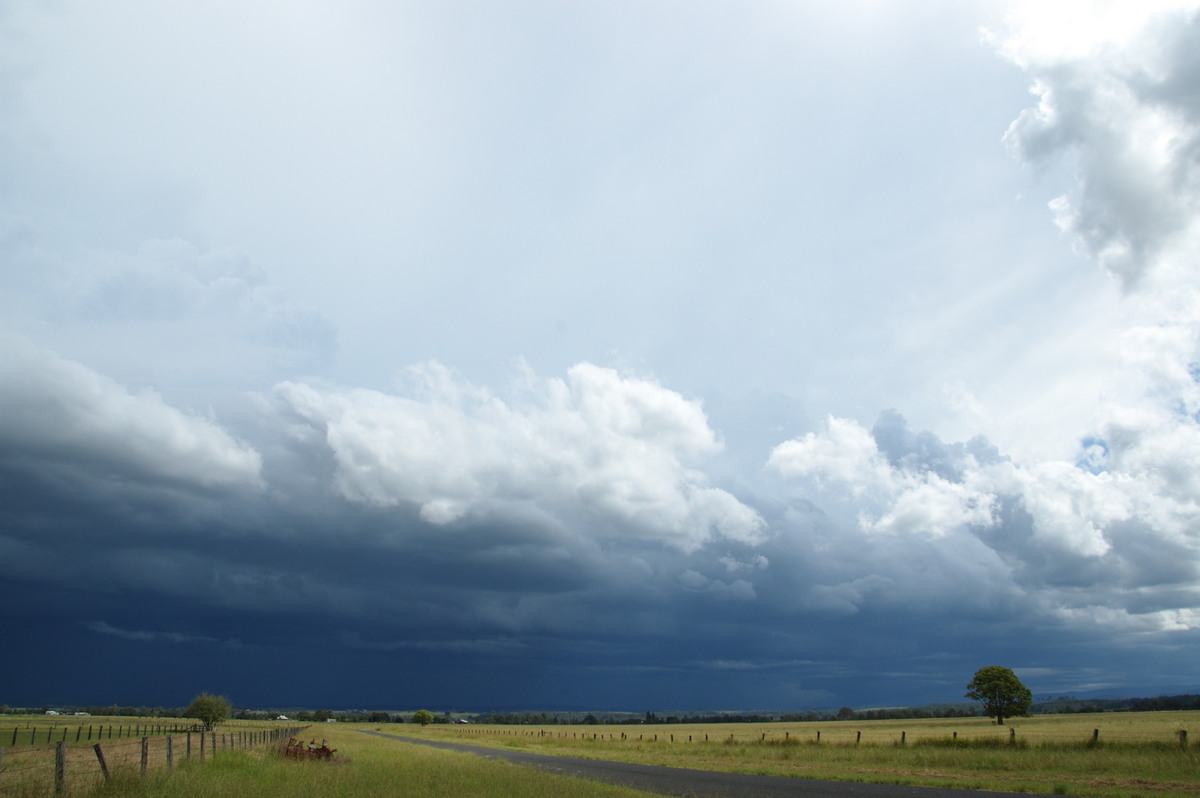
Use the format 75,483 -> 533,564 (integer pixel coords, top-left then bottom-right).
0,718 -> 655,798
1,712 -> 1197,797
412,712 -> 1200,798
0,716 -> 298,796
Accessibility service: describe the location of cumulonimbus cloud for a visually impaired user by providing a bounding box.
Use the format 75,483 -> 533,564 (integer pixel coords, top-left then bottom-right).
276,361 -> 765,553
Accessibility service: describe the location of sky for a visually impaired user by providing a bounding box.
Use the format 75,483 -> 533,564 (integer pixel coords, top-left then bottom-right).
2,0 -> 1200,713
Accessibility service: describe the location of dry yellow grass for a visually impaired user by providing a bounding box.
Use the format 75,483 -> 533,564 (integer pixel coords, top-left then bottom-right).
411,711 -> 1200,798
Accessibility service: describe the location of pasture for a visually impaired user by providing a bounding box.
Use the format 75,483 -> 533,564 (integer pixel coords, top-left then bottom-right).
0,718 -> 654,798
416,711 -> 1200,798
1,711 -> 1197,797
0,715 -> 301,797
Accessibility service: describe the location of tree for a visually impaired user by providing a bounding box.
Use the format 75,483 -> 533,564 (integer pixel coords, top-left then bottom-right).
411,709 -> 434,726
184,692 -> 231,730
966,666 -> 1032,725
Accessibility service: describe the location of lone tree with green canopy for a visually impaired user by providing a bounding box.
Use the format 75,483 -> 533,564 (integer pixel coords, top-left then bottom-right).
184,692 -> 231,730
966,666 -> 1032,725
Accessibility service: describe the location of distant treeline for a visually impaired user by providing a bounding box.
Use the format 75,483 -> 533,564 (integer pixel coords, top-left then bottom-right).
0,703 -> 412,724
5,693 -> 1198,724
1032,694 -> 1200,714
474,695 -> 1200,725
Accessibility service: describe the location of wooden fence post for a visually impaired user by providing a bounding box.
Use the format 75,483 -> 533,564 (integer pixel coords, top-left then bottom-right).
856,731 -> 861,744
200,729 -> 206,761
55,742 -> 65,795
901,731 -> 906,745
141,737 -> 149,776
1180,730 -> 1188,749
167,735 -> 174,769
93,743 -> 110,781
186,731 -> 192,759
1009,728 -> 1016,745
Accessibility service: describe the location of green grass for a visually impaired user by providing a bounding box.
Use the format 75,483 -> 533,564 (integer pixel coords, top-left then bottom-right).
70,724 -> 657,798
0,717 -> 298,797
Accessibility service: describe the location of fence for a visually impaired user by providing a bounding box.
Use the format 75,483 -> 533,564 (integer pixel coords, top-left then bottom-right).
0,725 -> 307,796
456,726 -> 1193,748
4,722 -> 201,748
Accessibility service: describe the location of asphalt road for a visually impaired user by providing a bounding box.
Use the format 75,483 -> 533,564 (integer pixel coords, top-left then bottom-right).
358,729 -> 1046,798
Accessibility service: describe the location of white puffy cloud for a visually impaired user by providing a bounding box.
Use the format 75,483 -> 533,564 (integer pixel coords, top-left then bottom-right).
768,415 -> 996,540
769,410 -> 1200,628
276,361 -> 764,553
995,0 -> 1200,288
766,416 -> 892,496
829,0 -> 1200,632
0,335 -> 263,489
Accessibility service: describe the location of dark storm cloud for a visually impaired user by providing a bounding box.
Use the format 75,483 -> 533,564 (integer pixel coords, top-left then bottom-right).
0,381 -> 1035,709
